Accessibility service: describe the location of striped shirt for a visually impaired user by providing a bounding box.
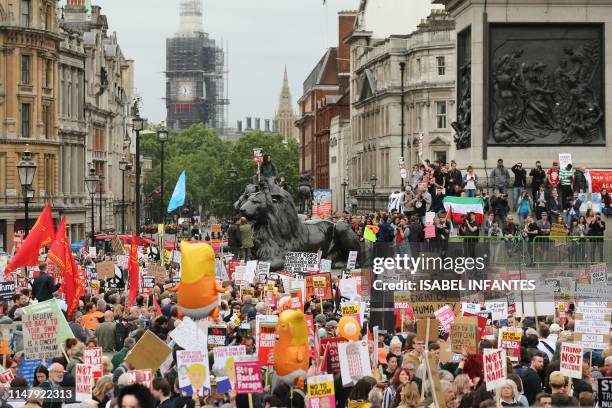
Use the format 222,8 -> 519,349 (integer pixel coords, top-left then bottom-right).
559,168 -> 573,186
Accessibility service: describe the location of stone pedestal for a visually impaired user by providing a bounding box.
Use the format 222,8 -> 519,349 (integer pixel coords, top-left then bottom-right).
439,0 -> 612,172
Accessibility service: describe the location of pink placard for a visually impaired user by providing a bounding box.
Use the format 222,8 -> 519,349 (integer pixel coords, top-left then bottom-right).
234,361 -> 263,394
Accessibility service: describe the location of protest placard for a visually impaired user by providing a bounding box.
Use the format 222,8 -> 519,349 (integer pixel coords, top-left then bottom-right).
257,323 -> 276,366
256,261 -> 270,277
244,260 -> 257,284
284,252 -> 319,275
88,247 -> 97,258
346,251 -> 358,271
96,261 -> 115,280
450,316 -> 478,354
147,263 -> 167,284
339,278 -> 358,302
484,300 -> 508,321
177,350 -> 211,397
0,282 -> 15,301
169,317 -> 207,354
0,324 -> 12,355
213,345 -> 246,372
588,263 -> 607,284
560,343 -> 584,379
416,319 -> 440,343
125,330 -> 172,372
434,305 -> 456,333
320,337 -> 347,374
307,374 -> 335,408
305,273 -> 333,301
599,378 -> 612,408
409,291 -> 461,318
75,364 -> 93,402
127,369 -> 153,389
207,325 -> 227,351
110,236 -> 125,255
83,347 -> 103,379
484,349 -> 507,391
338,340 -> 373,386
23,309 -> 61,360
17,358 -> 41,385
498,328 -> 522,361
319,259 -> 332,274
142,276 -> 155,296
234,360 -> 263,394
341,302 -> 360,319
0,368 -> 14,384
116,255 -> 129,270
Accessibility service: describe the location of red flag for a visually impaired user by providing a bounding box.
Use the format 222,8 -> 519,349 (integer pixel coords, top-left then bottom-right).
152,293 -> 162,317
127,236 -> 140,307
47,216 -> 82,319
5,204 -> 55,277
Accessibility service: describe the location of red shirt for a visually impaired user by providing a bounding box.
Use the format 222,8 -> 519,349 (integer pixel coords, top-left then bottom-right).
547,168 -> 560,188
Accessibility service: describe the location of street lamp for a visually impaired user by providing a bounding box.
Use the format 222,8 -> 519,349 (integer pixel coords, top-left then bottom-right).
132,110 -> 144,235
228,167 -> 237,214
17,146 -> 37,237
158,124 -> 168,223
399,62 -> 406,187
85,165 -> 100,247
98,174 -> 104,233
370,175 -> 378,213
341,180 -> 348,213
119,158 -> 130,234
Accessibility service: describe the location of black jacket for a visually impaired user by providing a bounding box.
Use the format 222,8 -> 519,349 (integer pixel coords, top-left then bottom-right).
519,367 -> 542,406
31,272 -> 60,302
227,224 -> 241,247
529,168 -> 546,189
512,165 -> 527,187
574,169 -> 588,192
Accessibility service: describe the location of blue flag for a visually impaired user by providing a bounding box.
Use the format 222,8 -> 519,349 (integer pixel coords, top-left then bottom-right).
167,171 -> 186,213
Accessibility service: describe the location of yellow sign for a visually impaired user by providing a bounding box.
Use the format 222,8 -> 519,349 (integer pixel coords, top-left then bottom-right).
341,304 -> 360,317
308,380 -> 334,397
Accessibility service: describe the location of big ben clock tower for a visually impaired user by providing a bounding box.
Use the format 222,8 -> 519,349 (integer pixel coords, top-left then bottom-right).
166,0 -> 227,132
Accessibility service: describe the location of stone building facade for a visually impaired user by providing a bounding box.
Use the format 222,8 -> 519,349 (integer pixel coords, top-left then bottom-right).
345,9 -> 456,212
274,67 -> 297,142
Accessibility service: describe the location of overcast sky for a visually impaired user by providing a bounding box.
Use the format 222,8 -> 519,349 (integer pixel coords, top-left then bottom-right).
65,0 -> 435,129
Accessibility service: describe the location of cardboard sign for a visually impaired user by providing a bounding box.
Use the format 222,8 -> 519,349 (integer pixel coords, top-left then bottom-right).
125,330 -> 172,372
308,374 -> 335,408
434,305 -> 456,333
110,236 -> 125,255
284,252 -> 319,275
598,378 -> 612,408
212,345 -> 246,372
257,323 -> 276,366
498,328 -> 522,361
75,364 -> 93,402
234,360 -> 263,394
346,251 -> 358,271
127,369 -> 153,389
147,263 -> 167,284
409,291 -> 461,318
306,272 -> 333,301
416,318 -> 440,343
0,282 -> 15,301
320,337 -> 348,374
169,317 -> 208,354
484,349 -> 507,391
207,325 -> 227,351
338,340 -> 373,386
177,350 -> 211,397
560,343 -> 584,379
96,261 -> 115,280
83,347 -> 103,379
450,316 -> 478,354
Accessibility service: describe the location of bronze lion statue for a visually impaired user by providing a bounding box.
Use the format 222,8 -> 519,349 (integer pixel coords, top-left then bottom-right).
235,183 -> 361,271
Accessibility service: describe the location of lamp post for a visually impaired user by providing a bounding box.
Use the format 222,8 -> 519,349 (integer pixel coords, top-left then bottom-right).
399,62 -> 406,187
370,175 -> 378,213
85,165 -> 100,247
98,175 -> 104,233
17,146 -> 37,237
341,180 -> 348,213
132,111 -> 144,235
228,167 -> 237,214
119,158 -> 130,234
158,124 -> 168,223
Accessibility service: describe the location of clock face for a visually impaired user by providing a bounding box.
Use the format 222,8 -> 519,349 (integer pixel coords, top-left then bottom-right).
176,81 -> 194,101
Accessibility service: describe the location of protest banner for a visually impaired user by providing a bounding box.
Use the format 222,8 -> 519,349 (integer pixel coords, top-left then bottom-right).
75,364 -> 93,402
498,328 -> 522,361
346,251 -> 358,271
212,345 -> 246,372
125,330 -> 172,372
207,325 -> 227,351
257,323 -> 276,366
434,305 -> 456,333
560,343 -> 584,379
599,378 -> 612,408
338,340 -> 373,387
83,347 -> 103,379
320,337 -> 348,374
169,317 -> 208,354
450,316 -> 478,354
416,319 -> 440,343
483,349 -> 507,391
234,360 -> 263,394
0,282 -> 15,301
96,261 -> 115,280
306,273 -> 333,301
307,374 -> 335,408
127,369 -> 153,389
284,252 -> 319,275
409,291 -> 461,318
177,350 -> 211,397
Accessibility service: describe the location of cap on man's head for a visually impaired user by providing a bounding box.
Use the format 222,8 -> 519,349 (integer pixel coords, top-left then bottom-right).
549,323 -> 562,333
549,371 -> 567,387
553,161 -> 559,166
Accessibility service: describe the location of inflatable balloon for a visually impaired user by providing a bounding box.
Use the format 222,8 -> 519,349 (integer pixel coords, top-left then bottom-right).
274,309 -> 309,385
177,242 -> 226,320
338,316 -> 361,341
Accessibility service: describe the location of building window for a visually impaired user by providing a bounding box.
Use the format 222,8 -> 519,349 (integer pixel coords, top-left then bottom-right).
94,161 -> 105,193
416,58 -> 421,76
43,60 -> 52,88
434,151 -> 447,165
416,104 -> 422,131
21,103 -> 30,138
42,105 -> 51,139
45,5 -> 52,30
21,55 -> 31,84
436,101 -> 447,129
93,126 -> 105,151
20,0 -> 30,27
437,56 -> 446,76
44,154 -> 54,197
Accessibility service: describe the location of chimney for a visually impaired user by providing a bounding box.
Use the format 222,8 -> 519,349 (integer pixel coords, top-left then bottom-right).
337,11 -> 358,76
237,120 -> 243,132
264,119 -> 271,133
246,117 -> 252,130
255,118 -> 261,131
